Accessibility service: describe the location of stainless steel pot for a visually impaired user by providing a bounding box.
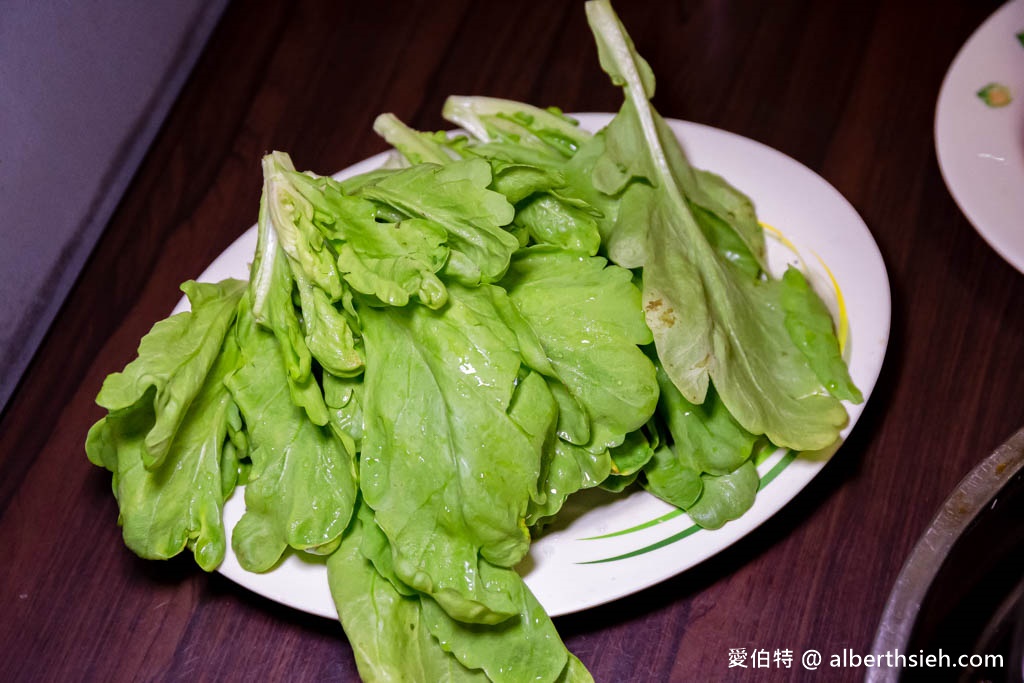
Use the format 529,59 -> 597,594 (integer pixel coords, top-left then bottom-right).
869,427 -> 1024,682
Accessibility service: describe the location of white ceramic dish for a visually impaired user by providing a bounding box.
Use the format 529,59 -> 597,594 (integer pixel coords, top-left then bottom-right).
935,0 -> 1024,274
178,113 -> 890,619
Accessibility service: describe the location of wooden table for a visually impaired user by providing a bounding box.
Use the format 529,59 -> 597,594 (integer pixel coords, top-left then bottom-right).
3,1 -> 1022,681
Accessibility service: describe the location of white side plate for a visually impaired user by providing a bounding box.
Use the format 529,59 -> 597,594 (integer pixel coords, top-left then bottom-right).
935,0 -> 1024,274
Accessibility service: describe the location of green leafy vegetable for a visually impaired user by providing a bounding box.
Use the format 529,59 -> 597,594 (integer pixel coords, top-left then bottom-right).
527,440 -> 612,527
251,170 -> 333,426
780,267 -> 863,403
86,279 -> 246,570
227,297 -> 358,571
358,286 -> 554,623
357,159 -> 518,285
686,460 -> 760,530
442,96 -> 591,158
374,112 -> 457,166
329,501 -> 589,682
653,360 -> 759,477
93,279 -> 246,470
328,506 -> 491,682
283,167 -> 452,311
258,153 -> 365,382
86,3 -> 865,681
585,0 -> 855,451
502,247 -> 657,451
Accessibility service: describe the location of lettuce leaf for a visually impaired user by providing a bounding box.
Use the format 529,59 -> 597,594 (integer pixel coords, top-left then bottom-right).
257,153 -> 364,385
86,278 -> 246,569
652,359 -> 759,477
358,285 -> 555,624
374,112 -> 459,166
585,0 -> 853,451
502,247 -> 657,451
356,158 -> 518,285
780,267 -> 863,403
438,100 -> 608,257
327,508 -> 490,682
419,565 -> 570,683
282,167 -> 451,310
686,459 -> 760,530
641,358 -> 761,527
226,297 -> 358,571
329,501 -> 587,683
442,96 -> 591,158
94,279 -> 246,470
526,440 -> 611,527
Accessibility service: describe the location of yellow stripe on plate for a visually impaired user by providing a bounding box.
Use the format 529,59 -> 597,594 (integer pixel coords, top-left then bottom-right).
760,221 -> 850,354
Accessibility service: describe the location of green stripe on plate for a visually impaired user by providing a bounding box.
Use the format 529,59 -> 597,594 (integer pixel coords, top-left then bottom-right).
576,450 -> 797,562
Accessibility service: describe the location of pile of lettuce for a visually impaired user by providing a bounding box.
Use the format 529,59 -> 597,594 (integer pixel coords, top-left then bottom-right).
85,1 -> 860,681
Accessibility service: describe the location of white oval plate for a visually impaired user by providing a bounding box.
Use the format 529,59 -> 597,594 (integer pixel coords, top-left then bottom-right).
179,114 -> 890,619
935,0 -> 1024,274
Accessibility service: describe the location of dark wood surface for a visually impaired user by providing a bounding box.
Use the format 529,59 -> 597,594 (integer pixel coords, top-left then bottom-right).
2,1 -> 1022,681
